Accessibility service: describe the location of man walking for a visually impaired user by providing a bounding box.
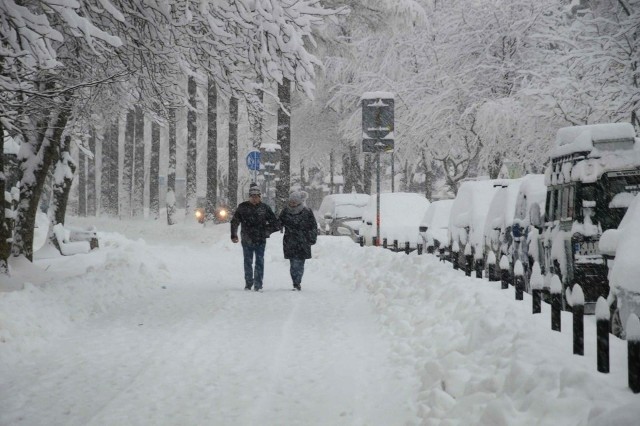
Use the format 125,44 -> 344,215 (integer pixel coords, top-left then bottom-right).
230,184 -> 279,291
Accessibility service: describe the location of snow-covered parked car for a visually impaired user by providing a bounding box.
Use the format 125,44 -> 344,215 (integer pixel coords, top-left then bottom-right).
483,178 -> 522,274
541,122 -> 640,313
600,194 -> 640,338
511,174 -> 546,289
316,193 -> 370,240
448,179 -> 502,271
419,199 -> 453,254
360,192 -> 430,250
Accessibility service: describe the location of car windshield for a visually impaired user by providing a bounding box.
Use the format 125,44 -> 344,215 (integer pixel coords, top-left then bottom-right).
585,174 -> 640,231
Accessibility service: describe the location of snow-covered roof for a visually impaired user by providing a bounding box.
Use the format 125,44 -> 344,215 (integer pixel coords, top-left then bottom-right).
552,123 -> 636,158
317,193 -> 370,217
360,91 -> 394,101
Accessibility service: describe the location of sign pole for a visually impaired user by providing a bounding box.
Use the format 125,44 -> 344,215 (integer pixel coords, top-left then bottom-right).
376,148 -> 381,246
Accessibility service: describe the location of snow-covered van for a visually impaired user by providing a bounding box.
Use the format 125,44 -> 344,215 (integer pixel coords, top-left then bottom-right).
600,194 -> 640,338
510,174 -> 547,290
448,179 -> 502,271
542,122 -> 640,313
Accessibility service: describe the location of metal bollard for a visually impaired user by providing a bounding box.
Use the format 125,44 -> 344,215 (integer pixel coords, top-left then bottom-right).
551,275 -> 562,332
439,247 -> 445,262
572,285 -> 584,356
514,260 -> 524,300
595,297 -> 609,374
627,314 -> 640,393
383,238 -> 387,249
359,236 -> 364,247
500,256 -> 510,289
465,255 -> 473,276
405,241 -> 410,254
427,245 -> 434,254
372,236 -> 378,247
475,259 -> 483,278
530,262 -> 543,314
417,243 -> 423,255
393,240 -> 398,251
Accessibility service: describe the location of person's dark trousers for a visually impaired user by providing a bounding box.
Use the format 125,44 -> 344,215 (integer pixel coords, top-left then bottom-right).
242,242 -> 266,289
290,258 -> 306,287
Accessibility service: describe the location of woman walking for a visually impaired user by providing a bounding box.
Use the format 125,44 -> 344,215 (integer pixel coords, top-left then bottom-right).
279,191 -> 318,291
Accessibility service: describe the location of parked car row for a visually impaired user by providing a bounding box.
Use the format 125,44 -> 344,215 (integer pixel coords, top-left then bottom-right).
315,123 -> 640,339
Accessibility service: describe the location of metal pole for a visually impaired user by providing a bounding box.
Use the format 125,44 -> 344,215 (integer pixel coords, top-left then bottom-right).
391,151 -> 395,193
376,149 -> 381,246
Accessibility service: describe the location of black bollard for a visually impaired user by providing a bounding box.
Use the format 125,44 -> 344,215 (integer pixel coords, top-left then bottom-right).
596,297 -> 610,373
488,264 -> 497,282
452,251 -> 459,270
465,255 -> 473,276
405,242 -> 410,254
572,285 -> 584,355
530,262 -> 543,314
359,236 -> 364,247
551,275 -> 562,332
501,269 -> 509,290
532,288 -> 542,314
514,260 -> 524,300
383,238 -> 388,249
372,236 -> 378,247
439,248 -> 445,262
393,240 -> 398,252
515,275 -> 524,300
628,314 -> 640,393
475,259 -> 483,279
427,245 -> 434,254
417,243 -> 423,255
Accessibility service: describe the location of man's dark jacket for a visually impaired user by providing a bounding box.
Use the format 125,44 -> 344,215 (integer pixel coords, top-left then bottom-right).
278,207 -> 318,259
230,201 -> 279,244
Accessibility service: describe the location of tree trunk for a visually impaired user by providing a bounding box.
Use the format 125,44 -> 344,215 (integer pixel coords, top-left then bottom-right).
47,135 -> 76,251
206,81 -> 218,220
101,120 -> 119,216
167,107 -> 177,225
300,159 -> 306,191
228,96 -> 238,209
248,77 -> 264,150
87,129 -> 96,216
123,109 -> 134,217
342,152 -> 352,193
350,145 -> 364,193
149,120 -> 160,219
421,150 -> 434,200
276,78 -> 291,212
13,105 -> 69,261
186,76 -> 197,216
78,146 -> 87,217
133,105 -> 144,217
0,120 -> 9,273
329,150 -> 335,194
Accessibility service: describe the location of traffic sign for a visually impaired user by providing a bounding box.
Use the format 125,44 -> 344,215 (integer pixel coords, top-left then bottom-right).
246,151 -> 261,171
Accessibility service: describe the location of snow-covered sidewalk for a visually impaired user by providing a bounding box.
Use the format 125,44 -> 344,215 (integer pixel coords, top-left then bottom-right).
1,217 -> 639,425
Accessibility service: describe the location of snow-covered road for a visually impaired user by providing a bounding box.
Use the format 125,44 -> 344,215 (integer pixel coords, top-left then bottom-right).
2,217 -> 639,425
1,221 -> 415,425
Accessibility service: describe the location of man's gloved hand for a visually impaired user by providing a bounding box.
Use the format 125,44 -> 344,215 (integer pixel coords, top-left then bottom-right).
231,236 -> 239,243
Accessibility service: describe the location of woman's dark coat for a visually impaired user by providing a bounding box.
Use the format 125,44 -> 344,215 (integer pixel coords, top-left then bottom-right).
279,207 -> 318,259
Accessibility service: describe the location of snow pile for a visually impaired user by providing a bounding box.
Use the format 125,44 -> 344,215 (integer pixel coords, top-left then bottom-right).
0,232 -> 170,364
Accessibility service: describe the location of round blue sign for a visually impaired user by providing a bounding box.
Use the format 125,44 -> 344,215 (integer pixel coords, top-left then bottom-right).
246,151 -> 261,171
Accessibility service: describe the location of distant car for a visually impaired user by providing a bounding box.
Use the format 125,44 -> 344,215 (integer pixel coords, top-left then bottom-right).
419,199 -> 454,255
600,193 -> 640,338
195,197 -> 231,224
316,193 -> 370,240
360,192 -> 430,250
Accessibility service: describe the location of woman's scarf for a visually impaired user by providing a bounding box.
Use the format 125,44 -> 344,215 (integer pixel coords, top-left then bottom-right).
286,204 -> 305,215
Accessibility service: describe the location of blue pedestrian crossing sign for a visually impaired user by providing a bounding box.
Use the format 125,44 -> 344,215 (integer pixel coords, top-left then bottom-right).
246,151 -> 261,171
